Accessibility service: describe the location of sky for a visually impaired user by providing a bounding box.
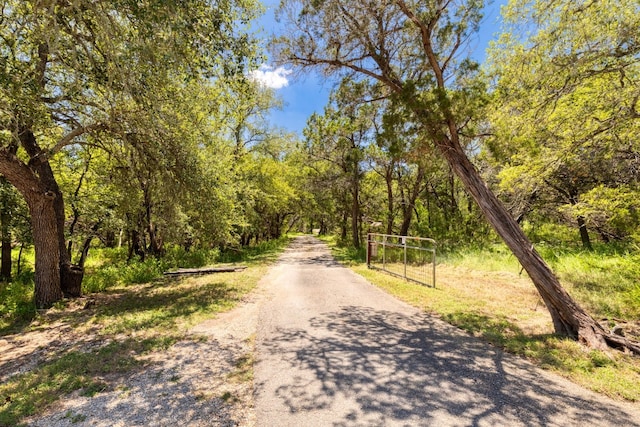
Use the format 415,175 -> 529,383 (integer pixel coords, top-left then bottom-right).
249,1 -> 506,137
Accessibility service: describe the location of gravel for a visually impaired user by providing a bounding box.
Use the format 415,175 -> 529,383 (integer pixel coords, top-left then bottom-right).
23,295 -> 261,427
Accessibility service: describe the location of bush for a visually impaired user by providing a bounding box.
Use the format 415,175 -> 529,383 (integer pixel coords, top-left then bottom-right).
162,246 -> 219,269
121,258 -> 165,284
0,271 -> 36,331
83,266 -> 120,293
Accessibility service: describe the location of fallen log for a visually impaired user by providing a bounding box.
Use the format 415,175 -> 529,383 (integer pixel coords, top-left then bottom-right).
163,265 -> 247,277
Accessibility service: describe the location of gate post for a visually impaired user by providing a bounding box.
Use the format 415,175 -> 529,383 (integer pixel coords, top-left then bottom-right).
403,236 -> 407,279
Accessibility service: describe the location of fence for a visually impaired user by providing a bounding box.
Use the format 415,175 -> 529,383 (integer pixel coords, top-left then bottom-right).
366,233 -> 436,287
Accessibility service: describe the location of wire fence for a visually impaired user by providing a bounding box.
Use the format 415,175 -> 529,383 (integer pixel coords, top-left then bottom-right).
366,233 -> 436,287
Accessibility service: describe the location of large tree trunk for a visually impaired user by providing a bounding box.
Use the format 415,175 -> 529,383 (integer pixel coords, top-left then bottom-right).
0,148 -> 67,307
28,195 -> 64,307
394,0 -> 612,349
20,127 -> 83,298
436,134 -> 609,349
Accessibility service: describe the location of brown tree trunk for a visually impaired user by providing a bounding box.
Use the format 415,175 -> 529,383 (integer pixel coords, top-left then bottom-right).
577,215 -> 593,251
435,136 -> 608,349
395,0 -> 612,349
19,127 -> 83,298
0,147 -> 66,307
385,168 -> 394,235
28,195 -> 64,308
351,179 -> 360,248
399,164 -> 426,236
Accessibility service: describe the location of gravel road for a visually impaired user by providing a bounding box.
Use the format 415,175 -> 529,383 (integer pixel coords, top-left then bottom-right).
254,236 -> 640,427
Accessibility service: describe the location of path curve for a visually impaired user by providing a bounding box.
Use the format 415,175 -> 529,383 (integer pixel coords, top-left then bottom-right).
254,236 -> 640,426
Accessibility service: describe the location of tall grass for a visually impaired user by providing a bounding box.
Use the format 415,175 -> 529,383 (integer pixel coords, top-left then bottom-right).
439,242 -> 640,321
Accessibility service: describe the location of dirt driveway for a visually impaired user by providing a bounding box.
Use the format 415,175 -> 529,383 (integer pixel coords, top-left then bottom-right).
254,236 -> 640,426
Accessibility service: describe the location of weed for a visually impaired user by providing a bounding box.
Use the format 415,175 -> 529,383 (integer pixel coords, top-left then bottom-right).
62,410 -> 87,424
0,273 -> 36,333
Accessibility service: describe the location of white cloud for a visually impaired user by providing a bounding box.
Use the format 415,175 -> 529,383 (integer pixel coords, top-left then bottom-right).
248,65 -> 292,89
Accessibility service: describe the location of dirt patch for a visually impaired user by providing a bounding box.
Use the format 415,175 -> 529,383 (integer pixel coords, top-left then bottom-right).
1,287 -> 261,427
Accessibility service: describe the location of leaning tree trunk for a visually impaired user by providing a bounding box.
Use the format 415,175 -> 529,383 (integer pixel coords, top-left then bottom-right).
394,3 -> 618,350
436,133 -> 609,349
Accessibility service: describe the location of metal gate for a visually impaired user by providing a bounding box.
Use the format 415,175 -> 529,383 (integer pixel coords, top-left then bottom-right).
366,233 -> 436,287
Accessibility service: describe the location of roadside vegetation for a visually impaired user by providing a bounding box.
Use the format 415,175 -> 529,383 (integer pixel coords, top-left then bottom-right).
0,237 -> 288,426
325,235 -> 640,402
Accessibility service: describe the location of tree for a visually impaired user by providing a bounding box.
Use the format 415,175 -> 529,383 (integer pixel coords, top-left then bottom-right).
487,0 -> 640,249
0,177 -> 25,280
0,0 -> 259,307
303,80 -> 377,247
272,0 -> 639,351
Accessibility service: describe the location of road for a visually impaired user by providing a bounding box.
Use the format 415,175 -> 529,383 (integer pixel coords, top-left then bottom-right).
254,236 -> 640,426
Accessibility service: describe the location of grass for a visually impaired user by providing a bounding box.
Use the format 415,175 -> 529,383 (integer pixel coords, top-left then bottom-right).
0,237 -> 289,426
326,237 -> 640,403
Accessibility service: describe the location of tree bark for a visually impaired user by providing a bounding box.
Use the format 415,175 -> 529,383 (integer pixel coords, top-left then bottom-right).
434,134 -> 608,349
0,148 -> 66,307
399,164 -> 426,236
1,210 -> 12,281
351,172 -> 361,248
19,127 -> 83,298
28,195 -> 64,307
385,167 -> 394,235
577,215 -> 593,251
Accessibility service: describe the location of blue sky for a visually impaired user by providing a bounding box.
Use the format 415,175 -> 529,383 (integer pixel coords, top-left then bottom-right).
251,1 -> 506,136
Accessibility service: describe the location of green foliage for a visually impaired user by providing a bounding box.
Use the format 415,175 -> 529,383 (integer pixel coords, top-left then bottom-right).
0,272 -> 36,333
163,246 -> 220,269
218,236 -> 291,264
487,0 -> 640,245
320,235 -> 366,265
82,266 -> 120,294
120,259 -> 165,285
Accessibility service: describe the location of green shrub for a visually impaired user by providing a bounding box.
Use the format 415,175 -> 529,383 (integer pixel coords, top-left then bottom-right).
121,258 -> 165,284
83,266 -> 120,293
0,271 -> 36,331
163,246 -> 219,269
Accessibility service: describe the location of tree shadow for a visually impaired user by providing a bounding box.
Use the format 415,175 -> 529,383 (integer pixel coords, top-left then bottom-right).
258,306 -> 640,426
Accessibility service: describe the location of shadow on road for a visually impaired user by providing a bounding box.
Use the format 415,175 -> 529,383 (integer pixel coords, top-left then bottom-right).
259,305 -> 640,426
